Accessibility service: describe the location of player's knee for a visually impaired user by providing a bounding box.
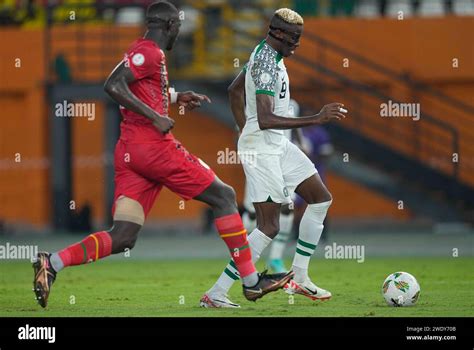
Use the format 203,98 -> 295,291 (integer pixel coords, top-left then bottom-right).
322,191 -> 333,204
258,222 -> 280,239
122,234 -> 138,250
113,196 -> 145,226
308,190 -> 332,205
221,184 -> 236,201
216,184 -> 237,209
111,231 -> 139,253
109,222 -> 141,253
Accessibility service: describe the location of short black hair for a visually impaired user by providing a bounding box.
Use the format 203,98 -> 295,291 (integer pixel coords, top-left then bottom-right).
146,1 -> 179,26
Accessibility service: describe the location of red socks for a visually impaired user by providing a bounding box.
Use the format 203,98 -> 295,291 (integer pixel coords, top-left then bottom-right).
215,213 -> 256,278
55,215 -> 255,279
58,231 -> 113,267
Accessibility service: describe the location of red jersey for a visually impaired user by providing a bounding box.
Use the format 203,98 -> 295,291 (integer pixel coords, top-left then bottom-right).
111,40 -> 215,216
119,38 -> 174,143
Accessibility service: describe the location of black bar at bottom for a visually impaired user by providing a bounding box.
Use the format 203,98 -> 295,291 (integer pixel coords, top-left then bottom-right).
0,317 -> 471,346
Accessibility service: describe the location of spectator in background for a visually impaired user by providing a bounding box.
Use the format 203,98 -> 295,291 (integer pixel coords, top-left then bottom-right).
0,0 -> 45,27
23,0 -> 46,27
54,53 -> 73,83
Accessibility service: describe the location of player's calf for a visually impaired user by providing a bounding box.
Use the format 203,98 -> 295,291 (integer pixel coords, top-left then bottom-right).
33,224 -> 140,308
109,221 -> 141,254
32,197 -> 145,307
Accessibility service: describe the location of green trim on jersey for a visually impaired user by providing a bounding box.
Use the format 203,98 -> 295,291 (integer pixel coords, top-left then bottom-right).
255,39 -> 266,55
256,39 -> 282,63
256,90 -> 275,96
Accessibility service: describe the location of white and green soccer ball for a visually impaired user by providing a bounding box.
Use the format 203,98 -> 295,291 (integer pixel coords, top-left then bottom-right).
382,272 -> 420,307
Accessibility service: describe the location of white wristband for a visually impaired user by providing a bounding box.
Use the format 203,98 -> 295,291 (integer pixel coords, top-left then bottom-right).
169,87 -> 178,104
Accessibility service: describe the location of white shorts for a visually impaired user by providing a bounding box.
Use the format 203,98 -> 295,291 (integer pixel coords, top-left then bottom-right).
243,179 -> 254,212
243,181 -> 298,213
241,140 -> 317,206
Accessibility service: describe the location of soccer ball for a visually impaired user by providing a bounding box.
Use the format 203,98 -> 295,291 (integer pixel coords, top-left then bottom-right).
382,271 -> 420,307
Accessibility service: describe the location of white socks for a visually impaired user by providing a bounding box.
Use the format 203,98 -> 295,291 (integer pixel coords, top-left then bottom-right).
49,253 -> 64,273
209,228 -> 271,294
292,200 -> 332,283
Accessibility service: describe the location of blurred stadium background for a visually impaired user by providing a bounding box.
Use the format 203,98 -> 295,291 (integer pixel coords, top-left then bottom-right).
1,0 -> 473,268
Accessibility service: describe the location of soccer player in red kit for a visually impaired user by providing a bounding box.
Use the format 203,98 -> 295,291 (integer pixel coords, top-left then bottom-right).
32,1 -> 293,308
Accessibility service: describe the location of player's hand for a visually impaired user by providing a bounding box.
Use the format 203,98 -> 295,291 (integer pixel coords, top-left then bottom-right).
153,116 -> 175,134
316,103 -> 347,124
177,91 -> 212,110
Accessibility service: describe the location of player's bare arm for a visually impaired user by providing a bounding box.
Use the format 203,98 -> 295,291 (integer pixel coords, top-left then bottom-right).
104,61 -> 175,134
256,94 -> 346,130
228,69 -> 247,131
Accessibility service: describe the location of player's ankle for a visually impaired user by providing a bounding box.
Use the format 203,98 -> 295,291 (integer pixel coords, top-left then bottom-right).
208,284 -> 227,296
242,272 -> 259,287
292,265 -> 307,284
49,253 -> 64,273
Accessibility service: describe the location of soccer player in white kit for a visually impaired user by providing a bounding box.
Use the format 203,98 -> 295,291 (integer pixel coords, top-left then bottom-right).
242,99 -> 310,274
200,8 -> 347,308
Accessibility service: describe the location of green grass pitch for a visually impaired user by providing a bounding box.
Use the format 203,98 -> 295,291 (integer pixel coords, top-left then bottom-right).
1,257 -> 473,317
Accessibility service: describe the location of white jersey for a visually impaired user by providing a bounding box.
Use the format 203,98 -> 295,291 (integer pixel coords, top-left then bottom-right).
238,41 -> 317,205
283,99 -> 300,140
239,40 -> 290,155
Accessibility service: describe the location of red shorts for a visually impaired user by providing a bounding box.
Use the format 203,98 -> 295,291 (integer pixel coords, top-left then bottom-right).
113,138 -> 215,217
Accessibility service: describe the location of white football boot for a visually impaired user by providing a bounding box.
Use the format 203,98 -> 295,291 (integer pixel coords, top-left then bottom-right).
284,278 -> 332,301
199,292 -> 241,308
